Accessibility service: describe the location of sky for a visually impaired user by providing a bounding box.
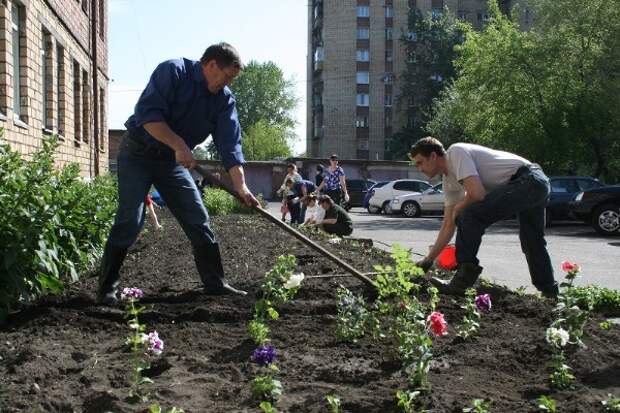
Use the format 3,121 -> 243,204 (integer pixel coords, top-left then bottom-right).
108,0 -> 308,154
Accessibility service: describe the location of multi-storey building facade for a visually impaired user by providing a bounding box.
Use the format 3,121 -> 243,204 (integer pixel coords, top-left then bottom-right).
307,0 -> 524,160
0,0 -> 108,176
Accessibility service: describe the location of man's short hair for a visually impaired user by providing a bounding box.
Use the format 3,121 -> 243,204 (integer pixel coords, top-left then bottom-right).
286,163 -> 296,170
410,137 -> 446,158
285,178 -> 294,186
319,194 -> 333,206
200,43 -> 242,69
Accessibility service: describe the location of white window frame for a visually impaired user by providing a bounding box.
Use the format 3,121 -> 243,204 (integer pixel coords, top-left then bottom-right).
357,28 -> 370,39
356,93 -> 369,107
357,6 -> 370,17
356,71 -> 369,85
356,49 -> 369,62
385,5 -> 394,18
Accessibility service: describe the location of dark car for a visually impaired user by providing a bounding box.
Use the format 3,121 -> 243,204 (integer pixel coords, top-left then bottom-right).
570,185 -> 620,236
546,176 -> 604,226
362,181 -> 389,209
343,179 -> 376,210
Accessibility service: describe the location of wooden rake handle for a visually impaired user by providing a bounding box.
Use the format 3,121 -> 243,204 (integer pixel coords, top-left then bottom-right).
193,164 -> 376,289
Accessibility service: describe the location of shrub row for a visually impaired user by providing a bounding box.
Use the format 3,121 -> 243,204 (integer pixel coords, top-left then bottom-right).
0,136 -> 117,321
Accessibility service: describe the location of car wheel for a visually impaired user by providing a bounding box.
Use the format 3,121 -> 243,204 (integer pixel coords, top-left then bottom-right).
402,201 -> 421,218
592,203 -> 620,236
381,201 -> 391,214
367,205 -> 381,214
545,208 -> 552,228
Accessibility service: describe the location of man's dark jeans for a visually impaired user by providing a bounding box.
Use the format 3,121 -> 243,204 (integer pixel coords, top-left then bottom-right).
106,137 -> 216,250
455,165 -> 557,293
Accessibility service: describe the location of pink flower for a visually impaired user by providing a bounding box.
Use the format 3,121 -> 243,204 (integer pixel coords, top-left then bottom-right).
142,331 -> 164,355
121,287 -> 144,300
561,261 -> 580,273
426,311 -> 448,337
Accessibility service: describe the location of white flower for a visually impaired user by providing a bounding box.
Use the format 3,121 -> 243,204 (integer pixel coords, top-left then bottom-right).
284,272 -> 305,289
327,238 -> 341,244
546,327 -> 569,348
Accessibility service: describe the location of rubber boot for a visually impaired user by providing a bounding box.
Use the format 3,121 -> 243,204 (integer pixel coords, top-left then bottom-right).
194,243 -> 247,296
430,262 -> 483,296
96,243 -> 129,305
540,283 -> 559,300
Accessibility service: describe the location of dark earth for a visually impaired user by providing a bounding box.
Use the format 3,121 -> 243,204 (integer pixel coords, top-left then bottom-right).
1,209 -> 619,413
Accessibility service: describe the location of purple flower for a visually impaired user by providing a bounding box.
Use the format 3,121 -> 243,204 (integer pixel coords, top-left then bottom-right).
142,331 -> 164,355
475,294 -> 492,313
251,345 -> 277,366
121,287 -> 144,300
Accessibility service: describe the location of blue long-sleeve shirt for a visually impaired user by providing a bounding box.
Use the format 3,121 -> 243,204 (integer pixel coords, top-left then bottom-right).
125,58 -> 245,170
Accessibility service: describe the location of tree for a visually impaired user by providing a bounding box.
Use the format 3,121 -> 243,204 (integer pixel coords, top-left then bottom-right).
242,120 -> 292,161
390,8 -> 466,159
428,0 -> 620,181
205,60 -> 298,160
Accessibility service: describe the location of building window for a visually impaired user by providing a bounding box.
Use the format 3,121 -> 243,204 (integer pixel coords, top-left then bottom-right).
356,71 -> 369,85
385,48 -> 393,62
98,0 -> 105,39
385,5 -> 394,18
384,94 -> 393,107
383,72 -> 393,84
385,27 -> 393,41
458,10 -> 468,20
99,86 -> 105,151
357,28 -> 369,39
356,116 -> 369,128
356,49 -> 369,62
56,45 -> 65,135
406,31 -> 417,41
408,51 -> 417,63
357,6 -> 370,17
357,139 -> 369,150
82,69 -> 90,144
385,113 -> 392,127
11,3 -> 26,122
41,29 -> 54,131
73,61 -> 81,144
356,93 -> 369,107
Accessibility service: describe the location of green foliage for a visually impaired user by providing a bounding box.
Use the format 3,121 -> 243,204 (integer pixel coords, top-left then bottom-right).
602,394 -> 620,412
548,352 -> 575,390
335,287 -> 373,343
537,395 -> 557,412
202,187 -> 250,216
462,399 -> 492,413
254,255 -> 299,321
325,394 -> 342,413
243,120 -> 292,161
566,286 -> 620,314
428,0 -> 620,181
149,404 -> 184,413
259,401 -> 278,413
248,319 -> 271,345
373,245 -> 424,300
456,289 -> 481,340
0,135 -> 117,321
251,375 -> 283,401
396,390 -> 427,413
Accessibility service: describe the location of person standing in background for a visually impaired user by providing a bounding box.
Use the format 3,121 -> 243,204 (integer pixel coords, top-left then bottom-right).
315,164 -> 325,187
317,154 -> 349,205
277,163 -> 302,222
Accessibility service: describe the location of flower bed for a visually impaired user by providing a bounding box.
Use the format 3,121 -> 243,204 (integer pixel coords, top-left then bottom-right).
0,210 -> 618,412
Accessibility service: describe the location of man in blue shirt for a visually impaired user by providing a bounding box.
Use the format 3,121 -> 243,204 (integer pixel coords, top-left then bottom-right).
97,43 -> 258,305
285,178 -> 316,225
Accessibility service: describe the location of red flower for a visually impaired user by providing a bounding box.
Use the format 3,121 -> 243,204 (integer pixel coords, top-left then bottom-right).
426,311 -> 448,337
561,261 -> 580,273
437,245 -> 457,270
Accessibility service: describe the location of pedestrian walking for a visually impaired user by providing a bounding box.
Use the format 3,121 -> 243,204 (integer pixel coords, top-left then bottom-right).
97,42 -> 258,305
316,154 -> 349,205
410,137 -> 558,298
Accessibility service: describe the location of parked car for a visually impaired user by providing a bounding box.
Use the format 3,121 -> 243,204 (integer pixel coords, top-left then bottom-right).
368,179 -> 432,214
569,185 -> 620,236
546,176 -> 604,226
363,181 -> 389,210
387,183 -> 444,217
342,179 -> 375,210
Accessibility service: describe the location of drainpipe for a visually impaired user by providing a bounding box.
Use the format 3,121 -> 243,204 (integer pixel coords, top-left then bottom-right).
91,0 -> 100,176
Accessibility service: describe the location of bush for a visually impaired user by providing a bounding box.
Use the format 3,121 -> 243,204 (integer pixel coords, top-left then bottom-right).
0,135 -> 117,321
202,187 -> 266,216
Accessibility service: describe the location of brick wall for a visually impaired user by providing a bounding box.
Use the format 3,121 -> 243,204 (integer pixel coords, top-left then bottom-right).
0,0 -> 108,177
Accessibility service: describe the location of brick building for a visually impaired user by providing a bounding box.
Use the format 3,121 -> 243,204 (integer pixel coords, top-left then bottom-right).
0,0 -> 108,177
307,0 -> 528,160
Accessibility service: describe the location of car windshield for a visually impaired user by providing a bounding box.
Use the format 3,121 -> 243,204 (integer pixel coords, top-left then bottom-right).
423,184 -> 442,194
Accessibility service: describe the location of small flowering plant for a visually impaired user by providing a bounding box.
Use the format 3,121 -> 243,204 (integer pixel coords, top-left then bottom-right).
122,287 -> 164,402
561,261 -> 580,286
426,311 -> 448,337
252,345 -> 277,367
554,261 -> 590,347
255,255 -> 301,321
475,294 -> 492,313
456,290 -> 489,340
545,326 -> 574,389
336,287 -> 373,343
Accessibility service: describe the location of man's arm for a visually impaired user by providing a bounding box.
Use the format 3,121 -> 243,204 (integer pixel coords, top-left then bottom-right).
418,204 -> 457,270
143,122 -> 195,168
452,175 -> 486,220
229,165 -> 259,207
339,175 -> 348,198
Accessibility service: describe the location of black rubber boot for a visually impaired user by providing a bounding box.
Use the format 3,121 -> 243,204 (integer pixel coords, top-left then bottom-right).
96,243 -> 129,305
540,283 -> 559,300
194,243 -> 247,296
430,262 -> 483,296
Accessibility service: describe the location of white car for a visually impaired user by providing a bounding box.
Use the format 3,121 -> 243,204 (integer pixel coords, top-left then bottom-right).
387,184 -> 444,217
368,179 -> 432,213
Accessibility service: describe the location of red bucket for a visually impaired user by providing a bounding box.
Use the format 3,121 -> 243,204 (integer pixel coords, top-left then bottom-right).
437,245 -> 457,270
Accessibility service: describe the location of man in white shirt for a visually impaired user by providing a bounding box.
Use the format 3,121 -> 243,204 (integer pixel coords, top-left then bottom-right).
410,137 -> 558,298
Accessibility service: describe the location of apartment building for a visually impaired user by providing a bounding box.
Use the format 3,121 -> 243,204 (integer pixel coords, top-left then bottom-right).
0,0 -> 108,176
307,0 -> 524,160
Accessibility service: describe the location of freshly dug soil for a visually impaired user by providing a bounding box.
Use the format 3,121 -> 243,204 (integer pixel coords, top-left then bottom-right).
1,209 -> 619,413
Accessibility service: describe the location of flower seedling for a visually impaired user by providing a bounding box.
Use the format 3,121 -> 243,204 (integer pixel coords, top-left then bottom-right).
325,394 -> 341,413
395,390 -> 428,413
251,375 -> 283,401
537,395 -> 557,412
252,345 -> 277,367
602,394 -> 620,412
149,404 -> 184,413
259,401 -> 278,413
545,327 -> 574,389
462,399 -> 492,413
456,289 -> 482,340
427,311 -> 448,337
336,287 -> 372,342
248,319 -> 271,346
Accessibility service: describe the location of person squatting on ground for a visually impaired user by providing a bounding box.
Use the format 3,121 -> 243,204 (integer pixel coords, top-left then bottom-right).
97,43 -> 258,305
285,178 -> 316,225
277,163 -> 302,222
317,154 -> 349,206
318,195 -> 353,237
410,137 -> 558,298
145,194 -> 163,231
301,194 -> 325,227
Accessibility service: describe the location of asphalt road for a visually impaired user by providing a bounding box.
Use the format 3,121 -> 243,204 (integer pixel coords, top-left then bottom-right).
266,203 -> 619,292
